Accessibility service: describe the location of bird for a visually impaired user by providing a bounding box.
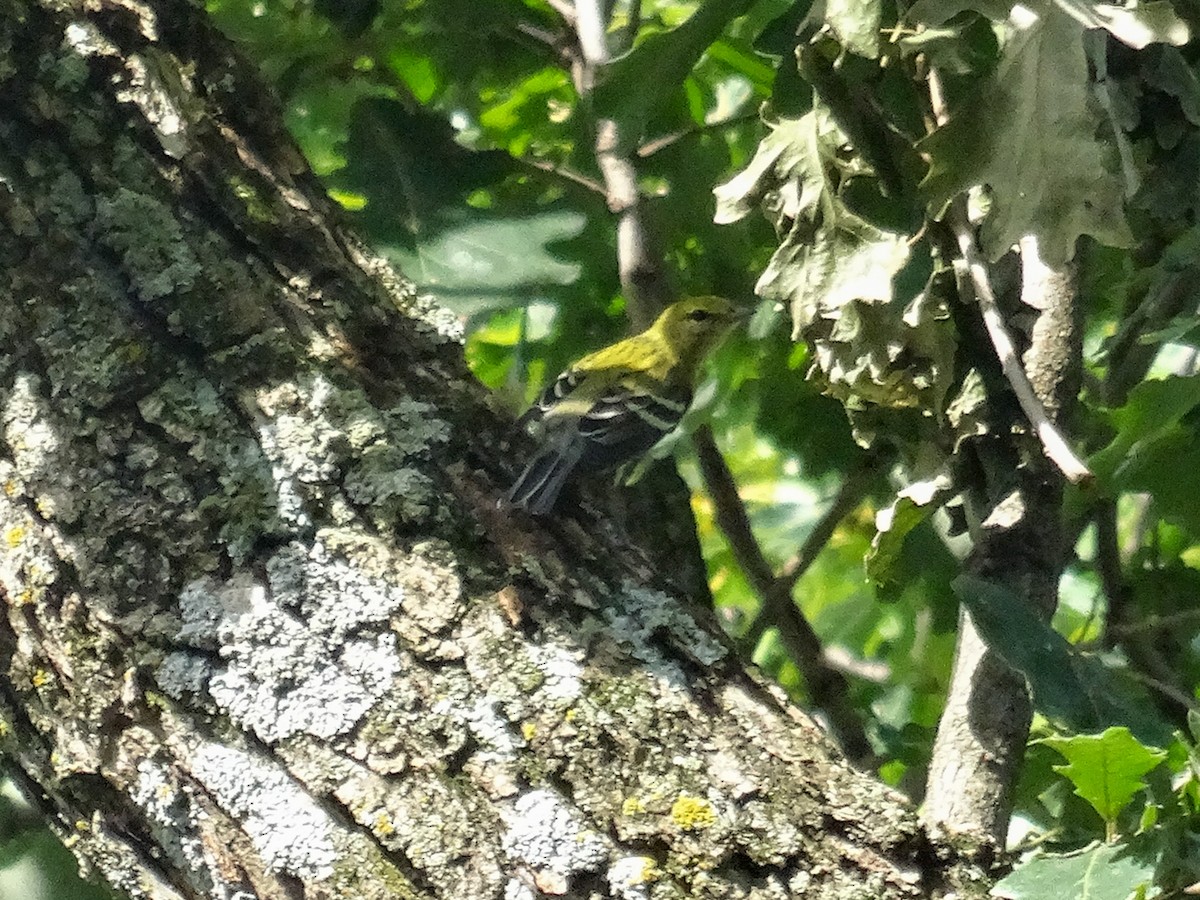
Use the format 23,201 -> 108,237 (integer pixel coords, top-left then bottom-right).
508,295 -> 743,515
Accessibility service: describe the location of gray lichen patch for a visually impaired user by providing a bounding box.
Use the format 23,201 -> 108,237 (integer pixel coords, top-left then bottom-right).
94,188 -> 201,302
254,374 -> 450,530
283,742 -> 506,897
604,581 -> 728,681
188,739 -> 338,881
130,757 -> 220,897
501,788 -> 609,893
159,537 -> 408,742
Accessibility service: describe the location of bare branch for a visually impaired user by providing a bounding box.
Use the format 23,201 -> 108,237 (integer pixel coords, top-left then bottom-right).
693,427 -> 875,765
574,0 -> 611,70
637,111 -> 762,157
1096,500 -> 1198,717
515,153 -> 607,195
572,0 -> 671,327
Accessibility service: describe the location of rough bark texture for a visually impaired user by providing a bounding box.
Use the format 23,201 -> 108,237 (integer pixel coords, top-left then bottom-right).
922,238 -> 1079,846
0,2 -> 989,898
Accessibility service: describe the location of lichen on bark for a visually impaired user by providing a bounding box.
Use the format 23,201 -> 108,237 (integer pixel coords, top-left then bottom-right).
0,1 -> 991,898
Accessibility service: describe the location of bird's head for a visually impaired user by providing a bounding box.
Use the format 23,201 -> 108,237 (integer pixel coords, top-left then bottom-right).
652,295 -> 745,369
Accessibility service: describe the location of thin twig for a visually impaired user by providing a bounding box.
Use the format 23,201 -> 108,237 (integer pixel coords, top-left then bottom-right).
637,112 -> 762,157
515,154 -> 607,195
1106,609 -> 1200,639
1125,669 -> 1200,714
574,0 -> 611,72
693,426 -> 876,765
927,69 -> 1092,485
612,0 -> 641,54
776,454 -> 879,594
1094,500 -> 1131,646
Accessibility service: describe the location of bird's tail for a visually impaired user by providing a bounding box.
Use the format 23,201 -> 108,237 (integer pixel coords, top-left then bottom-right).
508,438 -> 585,515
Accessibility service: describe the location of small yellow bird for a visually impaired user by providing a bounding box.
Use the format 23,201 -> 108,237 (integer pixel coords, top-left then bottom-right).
509,296 -> 743,514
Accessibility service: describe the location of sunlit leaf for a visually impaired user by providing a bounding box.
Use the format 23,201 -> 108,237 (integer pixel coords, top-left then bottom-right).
593,0 -> 758,134
1039,728 -> 1167,824
867,473 -> 954,587
993,840 -> 1160,900
919,5 -> 1133,264
1089,374 -> 1200,482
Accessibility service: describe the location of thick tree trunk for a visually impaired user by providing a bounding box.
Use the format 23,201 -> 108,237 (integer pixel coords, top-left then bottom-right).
0,2 -> 987,897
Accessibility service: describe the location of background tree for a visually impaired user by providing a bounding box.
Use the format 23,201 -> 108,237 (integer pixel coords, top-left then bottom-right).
6,0 -> 1200,899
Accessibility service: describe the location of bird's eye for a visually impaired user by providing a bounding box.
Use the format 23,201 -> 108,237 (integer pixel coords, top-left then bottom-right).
686,309 -> 713,322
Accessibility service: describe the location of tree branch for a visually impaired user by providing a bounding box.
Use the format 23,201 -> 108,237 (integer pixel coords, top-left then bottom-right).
694,426 -> 876,765
572,0 -> 671,326
951,214 -> 1092,484
927,71 -> 1092,486
637,112 -> 762,158
923,66 -> 1082,845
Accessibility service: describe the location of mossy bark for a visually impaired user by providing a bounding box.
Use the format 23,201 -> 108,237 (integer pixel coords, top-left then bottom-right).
0,2 -> 988,897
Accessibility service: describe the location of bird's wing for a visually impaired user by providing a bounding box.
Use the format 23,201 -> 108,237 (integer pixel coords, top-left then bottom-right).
569,375 -> 691,469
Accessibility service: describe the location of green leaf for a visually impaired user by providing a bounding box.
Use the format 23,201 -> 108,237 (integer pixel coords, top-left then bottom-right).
1089,374 -> 1200,483
897,16 -> 999,76
593,0 -> 757,136
907,0 -> 1189,48
952,574 -> 1100,730
720,107 -> 961,426
331,98 -> 597,315
1040,728 -> 1167,824
1142,47 -> 1200,126
866,473 -> 954,586
765,210 -> 911,325
993,840 -> 1160,900
919,6 -> 1133,264
393,210 -> 586,310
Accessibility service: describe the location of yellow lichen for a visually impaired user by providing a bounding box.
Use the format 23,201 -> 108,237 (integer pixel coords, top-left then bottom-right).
31,668 -> 52,688
670,795 -> 716,831
521,722 -> 537,741
4,525 -> 24,548
631,857 -> 659,885
14,588 -> 34,607
3,480 -> 17,496
621,795 -> 645,816
564,707 -> 578,722
373,811 -> 395,837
